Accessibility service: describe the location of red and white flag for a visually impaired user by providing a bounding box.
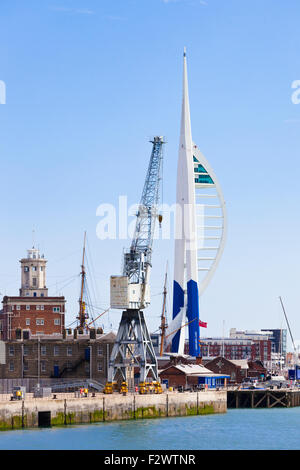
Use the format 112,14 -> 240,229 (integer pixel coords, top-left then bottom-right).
199,320 -> 207,328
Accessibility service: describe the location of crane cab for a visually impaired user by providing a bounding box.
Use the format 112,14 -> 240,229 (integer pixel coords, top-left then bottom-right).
110,276 -> 150,310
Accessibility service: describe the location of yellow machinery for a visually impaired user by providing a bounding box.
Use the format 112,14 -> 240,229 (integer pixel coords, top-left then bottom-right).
104,381 -> 120,394
104,379 -> 163,395
104,382 -> 113,394
138,381 -> 163,394
154,381 -> 163,394
120,382 -> 128,395
12,386 -> 25,400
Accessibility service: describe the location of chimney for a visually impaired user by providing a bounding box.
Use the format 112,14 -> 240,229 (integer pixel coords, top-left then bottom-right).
196,356 -> 203,365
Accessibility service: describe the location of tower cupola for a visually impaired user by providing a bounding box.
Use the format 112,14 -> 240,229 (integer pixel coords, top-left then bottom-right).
19,247 -> 48,297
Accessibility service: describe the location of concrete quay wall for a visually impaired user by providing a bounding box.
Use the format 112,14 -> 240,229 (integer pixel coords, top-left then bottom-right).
0,390 -> 227,430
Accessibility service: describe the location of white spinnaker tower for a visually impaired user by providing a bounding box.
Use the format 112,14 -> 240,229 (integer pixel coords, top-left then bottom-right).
166,50 -> 227,356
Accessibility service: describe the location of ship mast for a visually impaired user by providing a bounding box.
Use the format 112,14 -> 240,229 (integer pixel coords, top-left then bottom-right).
78,231 -> 87,329
279,296 -> 297,368
160,264 -> 168,357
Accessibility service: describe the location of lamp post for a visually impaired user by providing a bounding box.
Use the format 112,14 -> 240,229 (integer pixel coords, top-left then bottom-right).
89,345 -> 92,380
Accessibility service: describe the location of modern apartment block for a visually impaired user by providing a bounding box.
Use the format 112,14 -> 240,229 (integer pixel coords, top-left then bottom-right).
261,329 -> 287,356
194,334 -> 271,364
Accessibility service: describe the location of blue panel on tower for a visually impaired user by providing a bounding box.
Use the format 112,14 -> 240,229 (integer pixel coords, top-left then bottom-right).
171,280 -> 184,352
187,279 -> 200,357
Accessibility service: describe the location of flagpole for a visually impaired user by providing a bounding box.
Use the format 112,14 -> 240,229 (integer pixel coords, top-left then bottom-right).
222,320 -> 225,357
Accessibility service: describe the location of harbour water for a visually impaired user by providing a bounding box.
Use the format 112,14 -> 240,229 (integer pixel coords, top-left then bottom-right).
1,408 -> 300,450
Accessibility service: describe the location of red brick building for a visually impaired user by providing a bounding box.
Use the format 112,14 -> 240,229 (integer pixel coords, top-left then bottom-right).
205,357 -> 248,384
0,331 -> 115,383
159,362 -> 229,390
0,296 -> 65,340
205,356 -> 268,384
0,247 -> 65,340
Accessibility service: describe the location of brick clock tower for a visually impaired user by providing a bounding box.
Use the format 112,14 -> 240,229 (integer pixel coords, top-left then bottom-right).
0,247 -> 66,340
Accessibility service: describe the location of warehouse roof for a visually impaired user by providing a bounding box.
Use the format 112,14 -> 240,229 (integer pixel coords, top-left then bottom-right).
229,359 -> 249,370
160,363 -> 229,378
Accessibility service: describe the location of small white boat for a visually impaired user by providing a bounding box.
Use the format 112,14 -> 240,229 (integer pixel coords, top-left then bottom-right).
269,375 -> 286,382
241,379 -> 265,390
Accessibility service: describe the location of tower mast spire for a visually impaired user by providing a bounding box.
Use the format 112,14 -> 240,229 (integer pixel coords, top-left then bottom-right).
180,47 -> 193,153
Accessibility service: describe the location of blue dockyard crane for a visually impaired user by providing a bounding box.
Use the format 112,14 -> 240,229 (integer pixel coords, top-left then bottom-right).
105,137 -> 165,394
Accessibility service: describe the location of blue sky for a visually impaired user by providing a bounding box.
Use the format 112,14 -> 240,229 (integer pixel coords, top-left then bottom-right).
0,0 -> 300,350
